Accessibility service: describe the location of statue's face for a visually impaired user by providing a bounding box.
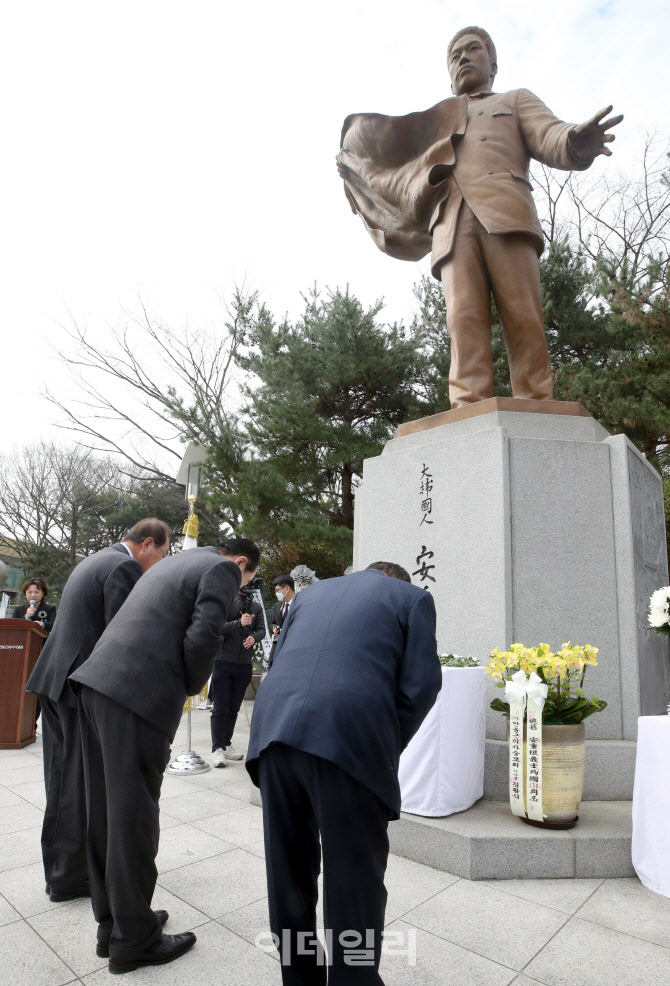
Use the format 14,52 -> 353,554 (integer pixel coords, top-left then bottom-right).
448,33 -> 495,95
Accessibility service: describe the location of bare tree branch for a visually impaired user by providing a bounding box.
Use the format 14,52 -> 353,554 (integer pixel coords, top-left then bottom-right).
45,290 -> 254,477
567,133 -> 670,295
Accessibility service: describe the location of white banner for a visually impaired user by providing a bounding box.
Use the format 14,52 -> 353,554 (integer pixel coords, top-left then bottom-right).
505,671 -> 527,817
525,673 -> 548,822
252,588 -> 273,670
505,670 -> 548,822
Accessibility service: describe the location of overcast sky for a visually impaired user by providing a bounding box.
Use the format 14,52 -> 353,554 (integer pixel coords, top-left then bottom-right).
1,0 -> 667,465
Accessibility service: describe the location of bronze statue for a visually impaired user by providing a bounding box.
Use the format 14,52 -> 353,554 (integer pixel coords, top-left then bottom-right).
337,26 -> 622,408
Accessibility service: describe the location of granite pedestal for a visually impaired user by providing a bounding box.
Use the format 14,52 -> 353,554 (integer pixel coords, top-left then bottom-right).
353,399 -> 670,800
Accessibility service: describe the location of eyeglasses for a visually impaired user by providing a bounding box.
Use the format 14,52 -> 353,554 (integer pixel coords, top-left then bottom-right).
151,541 -> 170,558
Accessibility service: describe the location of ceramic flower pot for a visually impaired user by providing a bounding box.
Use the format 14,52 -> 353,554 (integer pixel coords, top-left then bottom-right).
508,722 -> 585,829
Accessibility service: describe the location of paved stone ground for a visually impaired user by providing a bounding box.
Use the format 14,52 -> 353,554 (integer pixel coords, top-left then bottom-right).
2,703 -> 670,985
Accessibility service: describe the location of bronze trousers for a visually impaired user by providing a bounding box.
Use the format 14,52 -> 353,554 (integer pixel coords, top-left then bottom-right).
439,204 -> 553,407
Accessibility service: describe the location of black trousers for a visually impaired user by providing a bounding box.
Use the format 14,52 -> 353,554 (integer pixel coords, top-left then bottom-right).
258,745 -> 389,986
40,695 -> 88,893
78,686 -> 170,956
210,660 -> 252,751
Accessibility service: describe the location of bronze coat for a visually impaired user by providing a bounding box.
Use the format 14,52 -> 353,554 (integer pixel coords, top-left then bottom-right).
338,88 -> 594,278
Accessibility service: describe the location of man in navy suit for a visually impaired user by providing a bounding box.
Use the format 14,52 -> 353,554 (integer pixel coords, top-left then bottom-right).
246,562 -> 441,985
26,518 -> 172,903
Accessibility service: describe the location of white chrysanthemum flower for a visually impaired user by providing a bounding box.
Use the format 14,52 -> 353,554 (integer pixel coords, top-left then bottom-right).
649,587 -> 670,608
648,587 -> 670,628
649,608 -> 670,628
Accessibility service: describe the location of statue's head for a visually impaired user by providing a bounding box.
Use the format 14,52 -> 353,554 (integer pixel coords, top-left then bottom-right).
447,26 -> 497,96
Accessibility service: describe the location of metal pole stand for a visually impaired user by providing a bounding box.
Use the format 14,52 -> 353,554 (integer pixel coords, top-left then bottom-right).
166,708 -> 211,775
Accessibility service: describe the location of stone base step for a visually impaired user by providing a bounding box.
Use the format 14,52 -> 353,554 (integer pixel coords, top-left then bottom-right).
389,799 -> 634,880
250,784 -> 634,882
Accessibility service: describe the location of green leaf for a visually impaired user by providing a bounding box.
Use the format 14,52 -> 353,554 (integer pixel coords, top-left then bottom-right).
490,698 -> 511,718
578,699 -> 607,721
564,698 -> 591,712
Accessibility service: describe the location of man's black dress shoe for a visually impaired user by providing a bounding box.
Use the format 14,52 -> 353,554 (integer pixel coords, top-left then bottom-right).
108,931 -> 196,974
49,884 -> 90,903
96,910 -> 169,958
45,884 -> 50,896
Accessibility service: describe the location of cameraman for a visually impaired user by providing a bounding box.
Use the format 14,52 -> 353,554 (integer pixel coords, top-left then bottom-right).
210,580 -> 266,766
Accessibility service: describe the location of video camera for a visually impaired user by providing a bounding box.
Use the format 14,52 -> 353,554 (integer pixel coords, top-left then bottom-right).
239,576 -> 263,614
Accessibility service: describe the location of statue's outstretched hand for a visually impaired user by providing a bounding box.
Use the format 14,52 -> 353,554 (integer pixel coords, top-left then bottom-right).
570,105 -> 623,159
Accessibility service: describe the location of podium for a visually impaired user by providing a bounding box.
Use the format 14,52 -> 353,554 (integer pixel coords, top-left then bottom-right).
0,618 -> 47,749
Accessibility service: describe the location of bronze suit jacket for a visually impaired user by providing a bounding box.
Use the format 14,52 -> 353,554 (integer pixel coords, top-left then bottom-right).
338,89 -> 595,279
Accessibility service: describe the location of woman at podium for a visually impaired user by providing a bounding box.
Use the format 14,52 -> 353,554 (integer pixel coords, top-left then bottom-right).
13,577 -> 56,731
13,577 -> 56,633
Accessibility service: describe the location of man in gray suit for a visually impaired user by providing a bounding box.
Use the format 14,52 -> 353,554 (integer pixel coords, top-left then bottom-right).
71,537 -> 260,975
26,518 -> 172,903
247,562 -> 441,985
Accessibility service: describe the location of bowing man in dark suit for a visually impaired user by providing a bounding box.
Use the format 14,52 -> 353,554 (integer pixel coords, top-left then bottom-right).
246,561 -> 442,985
268,574 -> 296,668
71,537 -> 260,974
25,518 -> 172,903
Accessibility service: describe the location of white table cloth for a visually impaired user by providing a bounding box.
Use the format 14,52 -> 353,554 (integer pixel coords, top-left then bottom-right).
398,666 -> 487,817
632,715 -> 670,898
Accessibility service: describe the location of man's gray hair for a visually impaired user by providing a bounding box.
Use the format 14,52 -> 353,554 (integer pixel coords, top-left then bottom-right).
448,26 -> 497,73
366,561 -> 412,584
125,518 -> 172,548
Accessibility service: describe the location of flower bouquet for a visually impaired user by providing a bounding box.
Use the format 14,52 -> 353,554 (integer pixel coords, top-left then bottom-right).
648,587 -> 670,637
486,642 -> 606,828
487,642 -> 607,724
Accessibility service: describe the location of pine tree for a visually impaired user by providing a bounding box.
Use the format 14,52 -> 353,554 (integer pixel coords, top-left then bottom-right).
562,257 -> 670,471
206,287 -> 425,575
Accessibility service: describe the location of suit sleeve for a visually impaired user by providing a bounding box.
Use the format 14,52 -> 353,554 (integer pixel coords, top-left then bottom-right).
517,89 -> 595,173
183,561 -> 241,694
221,596 -> 242,636
396,591 -> 442,751
103,559 -> 142,625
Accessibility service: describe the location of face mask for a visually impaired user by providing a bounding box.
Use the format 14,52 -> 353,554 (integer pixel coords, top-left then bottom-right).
276,590 -> 285,601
